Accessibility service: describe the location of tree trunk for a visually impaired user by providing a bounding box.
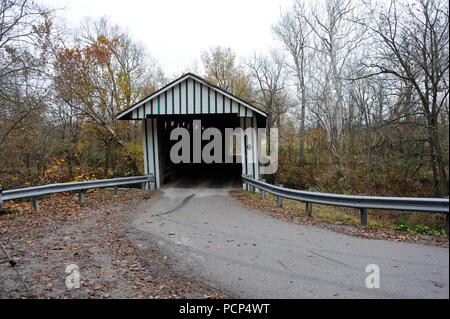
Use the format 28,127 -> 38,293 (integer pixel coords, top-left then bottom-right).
299,59 -> 306,164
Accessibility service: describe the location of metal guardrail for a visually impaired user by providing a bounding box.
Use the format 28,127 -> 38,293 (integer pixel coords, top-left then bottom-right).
242,175 -> 449,234
0,175 -> 155,211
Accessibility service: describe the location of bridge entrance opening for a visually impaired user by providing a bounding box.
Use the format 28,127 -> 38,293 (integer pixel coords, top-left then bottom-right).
158,114 -> 242,189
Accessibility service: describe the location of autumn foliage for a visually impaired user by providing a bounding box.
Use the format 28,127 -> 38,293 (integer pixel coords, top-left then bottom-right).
0,10 -> 163,189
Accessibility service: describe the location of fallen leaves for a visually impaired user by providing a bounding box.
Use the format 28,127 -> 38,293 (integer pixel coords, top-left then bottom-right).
0,189 -> 227,299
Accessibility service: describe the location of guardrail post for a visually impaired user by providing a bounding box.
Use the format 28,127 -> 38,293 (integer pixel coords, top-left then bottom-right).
114,186 -> 119,197
305,202 -> 312,216
32,197 -> 39,211
243,175 -> 254,192
78,191 -> 85,204
0,187 -> 3,211
445,214 -> 449,235
360,208 -> 368,226
261,179 -> 266,200
277,184 -> 283,207
141,182 -> 145,190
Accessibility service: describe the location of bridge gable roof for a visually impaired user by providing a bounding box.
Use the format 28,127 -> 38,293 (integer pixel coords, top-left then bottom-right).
115,73 -> 267,120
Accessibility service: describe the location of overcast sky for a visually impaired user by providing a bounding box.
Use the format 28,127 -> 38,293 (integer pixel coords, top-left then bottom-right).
40,0 -> 293,76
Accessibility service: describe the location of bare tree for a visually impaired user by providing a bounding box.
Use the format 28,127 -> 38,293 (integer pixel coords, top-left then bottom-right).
305,0 -> 367,164
246,50 -> 288,130
0,0 -> 55,147
246,50 -> 290,183
362,0 -> 449,196
273,0 -> 312,163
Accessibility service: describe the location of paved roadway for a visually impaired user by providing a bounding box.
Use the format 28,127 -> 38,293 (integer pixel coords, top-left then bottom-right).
131,185 -> 449,298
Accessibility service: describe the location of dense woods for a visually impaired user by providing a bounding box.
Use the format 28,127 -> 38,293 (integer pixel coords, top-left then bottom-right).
1,0 -> 448,201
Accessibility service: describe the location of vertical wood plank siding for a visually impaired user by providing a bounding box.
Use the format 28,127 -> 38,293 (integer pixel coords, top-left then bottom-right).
151,118 -> 160,188
240,118 -> 247,190
208,87 -> 211,113
252,116 -> 259,180
143,118 -> 160,189
200,83 -> 203,113
193,80 -> 196,114
172,87 -> 175,114
143,118 -> 149,178
130,77 -> 255,118
239,116 -> 260,190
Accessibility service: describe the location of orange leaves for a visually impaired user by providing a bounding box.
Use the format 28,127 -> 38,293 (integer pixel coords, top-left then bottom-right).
49,29 -> 144,183
37,157 -> 69,184
55,33 -> 128,110
97,35 -> 107,44
64,48 -> 75,55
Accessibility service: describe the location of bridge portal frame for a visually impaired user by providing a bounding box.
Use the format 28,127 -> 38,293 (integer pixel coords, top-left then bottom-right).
116,73 -> 267,189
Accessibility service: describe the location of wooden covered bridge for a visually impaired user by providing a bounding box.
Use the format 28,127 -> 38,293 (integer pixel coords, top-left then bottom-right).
116,73 -> 267,189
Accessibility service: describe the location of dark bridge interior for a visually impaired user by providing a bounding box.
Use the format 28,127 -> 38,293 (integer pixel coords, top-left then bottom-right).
156,114 -> 243,188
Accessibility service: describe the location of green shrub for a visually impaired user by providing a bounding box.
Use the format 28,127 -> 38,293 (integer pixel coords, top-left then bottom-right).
412,224 -> 431,234
394,224 -> 410,232
394,224 -> 446,236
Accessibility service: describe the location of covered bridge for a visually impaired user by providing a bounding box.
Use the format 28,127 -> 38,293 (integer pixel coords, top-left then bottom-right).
116,73 -> 267,189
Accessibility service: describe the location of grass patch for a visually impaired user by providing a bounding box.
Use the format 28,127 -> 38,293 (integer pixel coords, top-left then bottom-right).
242,190 -> 447,236
394,224 -> 447,236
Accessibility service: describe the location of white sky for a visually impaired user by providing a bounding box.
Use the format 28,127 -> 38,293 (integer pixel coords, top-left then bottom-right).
40,0 -> 293,77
